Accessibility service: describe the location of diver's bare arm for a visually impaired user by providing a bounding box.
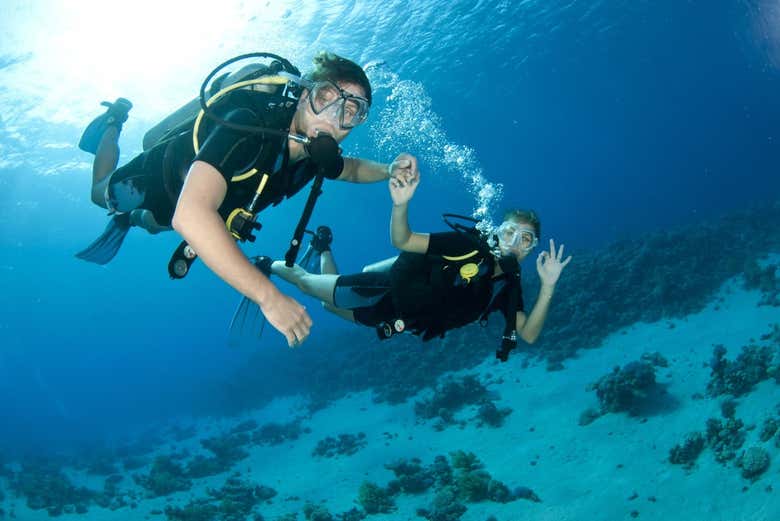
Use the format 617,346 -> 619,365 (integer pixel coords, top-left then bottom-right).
173,163 -> 312,346
517,285 -> 555,344
390,201 -> 430,253
172,163 -> 281,304
338,157 -> 389,183
339,153 -> 420,184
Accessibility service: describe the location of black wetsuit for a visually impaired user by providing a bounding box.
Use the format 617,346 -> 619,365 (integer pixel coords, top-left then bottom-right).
105,90 -> 343,226
335,231 -> 524,340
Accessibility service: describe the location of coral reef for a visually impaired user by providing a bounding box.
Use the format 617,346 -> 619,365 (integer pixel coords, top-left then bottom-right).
312,433 -> 367,458
385,458 -> 435,493
668,432 -> 706,468
10,461 -> 97,516
513,486 -> 541,502
416,487 -> 467,521
475,402 -> 512,428
640,351 -> 669,367
164,499 -> 220,521
334,507 -> 366,521
706,418 -> 746,463
707,343 -> 775,397
164,474 -> 275,521
737,447 -> 771,480
356,482 -> 395,514
759,417 -> 778,442
252,419 -> 304,446
186,455 -> 231,479
134,455 -> 192,497
231,420 -> 259,434
201,432 -> 251,465
588,361 -> 659,415
743,258 -> 780,306
414,375 -> 499,429
302,502 -> 334,521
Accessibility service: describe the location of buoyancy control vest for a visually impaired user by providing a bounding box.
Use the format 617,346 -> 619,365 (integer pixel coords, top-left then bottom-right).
386,218 -> 522,361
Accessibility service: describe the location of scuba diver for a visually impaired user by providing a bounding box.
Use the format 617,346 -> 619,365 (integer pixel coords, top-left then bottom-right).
75,51 -> 419,348
265,170 -> 572,361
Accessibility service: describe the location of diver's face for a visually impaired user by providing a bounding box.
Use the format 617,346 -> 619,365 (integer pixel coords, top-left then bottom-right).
497,219 -> 538,261
293,80 -> 367,143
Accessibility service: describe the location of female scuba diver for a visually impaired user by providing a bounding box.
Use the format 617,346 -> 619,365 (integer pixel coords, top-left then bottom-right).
267,170 -> 572,361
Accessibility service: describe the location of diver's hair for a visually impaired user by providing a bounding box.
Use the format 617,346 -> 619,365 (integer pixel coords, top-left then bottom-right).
503,209 -> 541,239
305,51 -> 373,106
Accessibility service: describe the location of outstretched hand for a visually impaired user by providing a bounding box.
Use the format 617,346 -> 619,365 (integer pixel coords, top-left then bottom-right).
389,153 -> 419,183
389,159 -> 420,206
536,239 -> 572,287
259,288 -> 312,348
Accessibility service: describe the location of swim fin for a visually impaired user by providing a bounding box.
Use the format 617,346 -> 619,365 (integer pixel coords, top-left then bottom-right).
75,213 -> 132,265
227,226 -> 332,346
228,256 -> 272,347
298,226 -> 331,273
78,98 -> 133,154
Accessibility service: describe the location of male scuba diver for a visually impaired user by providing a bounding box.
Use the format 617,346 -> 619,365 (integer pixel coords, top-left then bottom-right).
76,51 -> 419,348
267,170 -> 572,361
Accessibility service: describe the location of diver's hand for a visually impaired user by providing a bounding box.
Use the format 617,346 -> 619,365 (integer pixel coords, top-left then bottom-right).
388,153 -> 419,184
389,169 -> 420,206
258,289 -> 312,348
536,239 -> 572,288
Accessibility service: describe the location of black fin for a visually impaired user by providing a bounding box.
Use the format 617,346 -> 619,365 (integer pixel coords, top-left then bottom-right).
75,214 -> 131,265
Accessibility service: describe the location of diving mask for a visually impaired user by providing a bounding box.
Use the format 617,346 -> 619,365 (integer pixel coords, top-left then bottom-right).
301,79 -> 369,129
496,221 -> 538,254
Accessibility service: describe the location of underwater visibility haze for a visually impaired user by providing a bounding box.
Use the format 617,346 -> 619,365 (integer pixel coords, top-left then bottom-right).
1,0 -> 780,520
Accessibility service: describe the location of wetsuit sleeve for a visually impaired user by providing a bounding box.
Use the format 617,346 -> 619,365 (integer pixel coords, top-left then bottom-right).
426,231 -> 480,257
194,108 -> 267,183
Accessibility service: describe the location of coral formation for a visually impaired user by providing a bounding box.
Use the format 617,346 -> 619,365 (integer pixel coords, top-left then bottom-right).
201,432 -> 251,464
252,419 -> 304,446
385,458 -> 435,493
475,402 -> 512,428
589,361 -> 659,415
706,418 -> 746,463
10,461 -> 97,516
416,486 -> 467,521
302,501 -> 334,521
759,417 -> 778,442
668,432 -> 706,468
134,455 -> 192,497
707,343 -> 775,397
737,447 -> 771,480
743,258 -> 779,306
414,375 -> 492,428
312,433 -> 367,458
640,351 -> 669,367
513,486 -> 541,502
164,474 -> 275,521
356,482 -> 395,514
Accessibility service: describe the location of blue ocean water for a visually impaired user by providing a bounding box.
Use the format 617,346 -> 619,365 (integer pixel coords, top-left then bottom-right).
1,0 -> 780,519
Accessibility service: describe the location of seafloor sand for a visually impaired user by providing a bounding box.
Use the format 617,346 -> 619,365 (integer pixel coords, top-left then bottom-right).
4,268 -> 780,521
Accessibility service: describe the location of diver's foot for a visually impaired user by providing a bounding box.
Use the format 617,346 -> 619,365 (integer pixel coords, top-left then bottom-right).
309,225 -> 333,253
78,97 -> 133,154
